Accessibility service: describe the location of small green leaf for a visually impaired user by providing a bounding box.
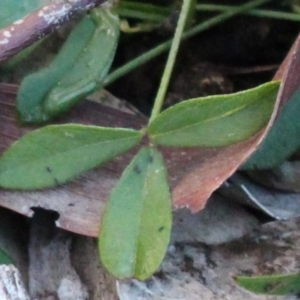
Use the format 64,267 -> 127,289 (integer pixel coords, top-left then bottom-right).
44,8 -> 120,119
0,125 -> 142,189
17,7 -> 119,123
99,147 -> 172,280
243,86 -> 300,169
236,273 -> 300,295
0,248 -> 13,265
17,15 -> 96,123
148,81 -> 280,147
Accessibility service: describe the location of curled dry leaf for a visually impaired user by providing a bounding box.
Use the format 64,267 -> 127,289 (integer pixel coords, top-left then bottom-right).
0,32 -> 299,236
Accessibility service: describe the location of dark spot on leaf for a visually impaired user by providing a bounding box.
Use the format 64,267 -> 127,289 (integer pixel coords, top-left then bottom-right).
158,226 -> 165,232
148,155 -> 154,163
46,166 -> 52,173
265,282 -> 279,293
134,165 -> 141,174
54,178 -> 59,185
289,288 -> 296,294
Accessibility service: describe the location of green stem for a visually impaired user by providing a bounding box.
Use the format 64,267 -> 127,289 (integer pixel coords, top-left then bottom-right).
186,0 -> 197,28
118,1 -> 170,22
149,0 -> 192,123
104,0 -> 272,87
196,4 -> 300,22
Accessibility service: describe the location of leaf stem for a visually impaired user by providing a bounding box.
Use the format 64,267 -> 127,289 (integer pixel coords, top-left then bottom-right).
104,0 -> 272,87
149,0 -> 192,123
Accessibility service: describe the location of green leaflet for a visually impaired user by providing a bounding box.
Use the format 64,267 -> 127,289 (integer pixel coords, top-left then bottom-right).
17,7 -> 120,123
0,0 -> 48,28
236,273 -> 300,295
0,125 -> 142,189
0,248 -> 13,265
243,86 -> 300,170
17,15 -> 95,123
148,81 -> 280,147
44,8 -> 120,118
99,147 -> 172,280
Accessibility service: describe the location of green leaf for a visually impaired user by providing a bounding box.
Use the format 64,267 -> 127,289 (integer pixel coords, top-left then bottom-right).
0,0 -> 48,28
17,7 -> 120,123
0,248 -> 13,265
99,147 -> 172,280
17,15 -> 95,123
0,125 -> 142,189
236,273 -> 300,295
148,81 -> 280,147
243,86 -> 300,169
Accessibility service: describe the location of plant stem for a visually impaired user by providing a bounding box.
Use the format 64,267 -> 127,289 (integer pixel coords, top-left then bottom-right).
118,1 -> 170,22
104,0 -> 272,87
196,4 -> 300,22
186,0 -> 197,28
149,0 -> 192,123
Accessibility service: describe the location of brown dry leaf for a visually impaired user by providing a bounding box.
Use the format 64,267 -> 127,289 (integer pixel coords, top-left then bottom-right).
160,134 -> 267,211
0,33 -> 299,236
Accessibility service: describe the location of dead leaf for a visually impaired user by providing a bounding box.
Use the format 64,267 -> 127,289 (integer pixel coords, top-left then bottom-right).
160,133 -> 268,211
